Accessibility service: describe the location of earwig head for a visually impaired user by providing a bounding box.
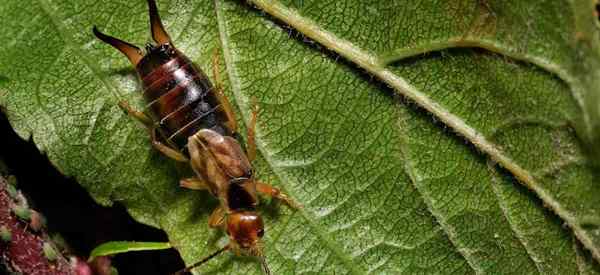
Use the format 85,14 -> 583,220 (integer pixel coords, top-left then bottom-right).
92,0 -> 172,66
226,211 -> 265,256
226,211 -> 272,274
175,211 -> 269,275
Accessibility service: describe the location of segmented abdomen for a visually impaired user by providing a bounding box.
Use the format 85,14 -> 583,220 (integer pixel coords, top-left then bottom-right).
138,50 -> 230,150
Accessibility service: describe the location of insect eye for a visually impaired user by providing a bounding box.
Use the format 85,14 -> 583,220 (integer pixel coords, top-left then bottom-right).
257,229 -> 264,238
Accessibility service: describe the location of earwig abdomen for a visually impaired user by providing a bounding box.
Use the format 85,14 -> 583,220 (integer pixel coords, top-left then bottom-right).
137,45 -> 231,150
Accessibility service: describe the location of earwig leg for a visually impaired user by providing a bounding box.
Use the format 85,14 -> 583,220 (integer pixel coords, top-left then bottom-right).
247,100 -> 258,163
119,100 -> 187,162
179,177 -> 208,190
118,101 -> 153,127
208,206 -> 226,228
150,129 -> 189,162
255,181 -> 301,209
151,140 -> 188,162
211,49 -> 238,133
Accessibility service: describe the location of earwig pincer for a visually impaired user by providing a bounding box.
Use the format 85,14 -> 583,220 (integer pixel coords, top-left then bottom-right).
92,0 -> 299,273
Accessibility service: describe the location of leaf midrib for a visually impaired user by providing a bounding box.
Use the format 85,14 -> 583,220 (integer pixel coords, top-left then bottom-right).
246,0 -> 600,263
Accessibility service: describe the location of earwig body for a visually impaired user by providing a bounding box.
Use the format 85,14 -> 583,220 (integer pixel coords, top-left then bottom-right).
137,45 -> 257,205
93,1 -> 298,274
138,45 -> 232,149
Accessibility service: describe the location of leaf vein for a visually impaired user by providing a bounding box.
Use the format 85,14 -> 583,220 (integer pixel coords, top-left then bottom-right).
215,1 -> 365,273
37,0 -> 123,101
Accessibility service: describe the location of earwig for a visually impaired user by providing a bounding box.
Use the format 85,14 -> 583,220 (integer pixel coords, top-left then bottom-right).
93,0 -> 299,274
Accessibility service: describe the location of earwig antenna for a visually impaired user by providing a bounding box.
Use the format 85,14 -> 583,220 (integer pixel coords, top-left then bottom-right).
172,245 -> 229,275
92,26 -> 143,65
260,256 -> 272,275
147,0 -> 172,44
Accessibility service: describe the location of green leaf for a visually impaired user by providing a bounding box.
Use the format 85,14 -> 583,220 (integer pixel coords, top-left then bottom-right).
89,241 -> 172,261
1,0 -> 599,274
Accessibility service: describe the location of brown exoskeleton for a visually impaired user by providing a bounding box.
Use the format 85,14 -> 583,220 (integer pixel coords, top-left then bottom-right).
92,0 -> 299,273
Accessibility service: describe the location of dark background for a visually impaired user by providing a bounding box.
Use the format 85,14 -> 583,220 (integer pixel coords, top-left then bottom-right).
0,110 -> 185,274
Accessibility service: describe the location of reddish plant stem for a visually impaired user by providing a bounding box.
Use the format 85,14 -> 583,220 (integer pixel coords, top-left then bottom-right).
0,175 -> 73,274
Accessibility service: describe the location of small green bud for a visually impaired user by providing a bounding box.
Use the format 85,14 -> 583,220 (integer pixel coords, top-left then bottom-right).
51,234 -> 68,252
0,226 -> 11,242
43,242 -> 58,262
7,175 -> 17,186
6,183 -> 18,200
11,204 -> 31,221
111,267 -> 119,275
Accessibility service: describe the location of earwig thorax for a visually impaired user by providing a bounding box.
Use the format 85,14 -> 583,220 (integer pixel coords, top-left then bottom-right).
194,129 -> 253,179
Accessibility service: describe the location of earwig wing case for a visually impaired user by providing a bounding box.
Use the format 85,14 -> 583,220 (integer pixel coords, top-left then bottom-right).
1,0 -> 600,274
